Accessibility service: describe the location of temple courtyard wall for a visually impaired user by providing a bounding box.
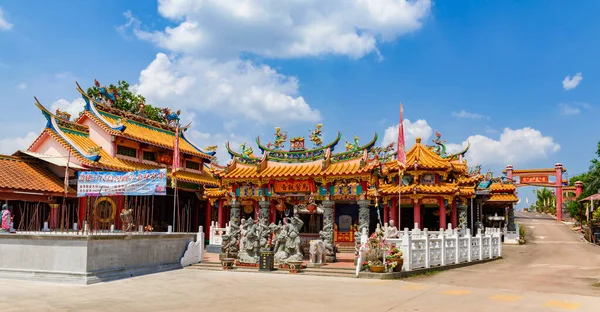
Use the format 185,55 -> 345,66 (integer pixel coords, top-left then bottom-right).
0,231 -> 203,285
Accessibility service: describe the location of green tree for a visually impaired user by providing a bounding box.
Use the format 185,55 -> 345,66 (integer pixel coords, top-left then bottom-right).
86,80 -> 164,123
565,141 -> 600,223
533,187 -> 555,213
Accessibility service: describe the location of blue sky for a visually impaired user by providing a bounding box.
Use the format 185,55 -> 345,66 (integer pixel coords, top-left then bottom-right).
1,0 -> 599,208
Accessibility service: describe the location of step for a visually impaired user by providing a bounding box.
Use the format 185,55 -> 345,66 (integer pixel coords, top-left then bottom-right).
188,262 -> 356,278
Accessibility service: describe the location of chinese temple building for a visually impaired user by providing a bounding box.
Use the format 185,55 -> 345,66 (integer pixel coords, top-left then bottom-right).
206,127 -> 519,250
22,81 -> 218,232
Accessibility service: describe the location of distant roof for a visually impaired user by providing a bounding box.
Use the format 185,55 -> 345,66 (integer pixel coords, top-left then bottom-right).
16,150 -> 85,169
579,194 -> 600,202
0,154 -> 75,196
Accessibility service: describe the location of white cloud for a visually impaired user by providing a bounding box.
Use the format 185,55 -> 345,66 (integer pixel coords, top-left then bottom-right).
0,132 -> 38,154
50,98 -> 85,120
133,53 -> 321,124
446,127 -> 560,167
0,8 -> 13,31
562,72 -> 582,91
186,130 -> 249,165
558,103 -> 580,115
451,110 -> 488,120
382,119 -> 433,148
127,0 -> 432,59
16,82 -> 26,90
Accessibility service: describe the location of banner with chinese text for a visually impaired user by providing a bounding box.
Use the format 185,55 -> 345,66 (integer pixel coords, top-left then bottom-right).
77,169 -> 167,197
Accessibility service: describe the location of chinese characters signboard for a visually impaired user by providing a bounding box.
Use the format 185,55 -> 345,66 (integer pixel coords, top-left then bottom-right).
520,176 -> 549,184
273,180 -> 312,193
77,169 -> 167,197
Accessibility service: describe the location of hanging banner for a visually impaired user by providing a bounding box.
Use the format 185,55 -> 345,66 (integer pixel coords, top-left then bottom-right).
77,169 -> 167,197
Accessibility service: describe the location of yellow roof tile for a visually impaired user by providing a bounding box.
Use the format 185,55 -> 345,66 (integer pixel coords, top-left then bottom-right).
99,112 -> 211,160
488,194 -> 518,202
490,183 -> 516,192
458,175 -> 484,185
405,138 -> 451,170
376,183 -> 458,195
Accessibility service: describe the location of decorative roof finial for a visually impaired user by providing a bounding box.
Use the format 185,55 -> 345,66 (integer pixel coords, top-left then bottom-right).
416,137 -> 421,144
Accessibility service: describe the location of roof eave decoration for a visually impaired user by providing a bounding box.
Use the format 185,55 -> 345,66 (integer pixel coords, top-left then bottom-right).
331,133 -> 378,163
180,131 -> 216,157
34,97 -> 101,162
225,142 -> 261,165
76,82 -> 126,132
256,131 -> 342,163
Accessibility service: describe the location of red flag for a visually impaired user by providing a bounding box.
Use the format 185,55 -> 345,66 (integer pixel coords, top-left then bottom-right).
397,104 -> 406,167
172,126 -> 181,176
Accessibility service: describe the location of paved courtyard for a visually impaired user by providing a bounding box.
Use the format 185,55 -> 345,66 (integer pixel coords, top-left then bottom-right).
0,211 -> 599,311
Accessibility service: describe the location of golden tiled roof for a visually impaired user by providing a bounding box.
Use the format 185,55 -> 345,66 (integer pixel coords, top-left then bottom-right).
217,158 -> 376,180
458,186 -> 475,197
490,183 -> 516,192
458,175 -> 484,185
376,183 -> 458,195
97,112 -> 211,160
487,194 -> 518,202
173,169 -> 218,186
406,138 -> 451,170
0,155 -> 74,196
47,129 -> 218,187
205,188 -> 227,198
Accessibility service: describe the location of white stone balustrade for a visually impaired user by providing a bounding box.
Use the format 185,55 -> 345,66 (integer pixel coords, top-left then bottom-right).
358,223 -> 502,275
209,221 -> 229,246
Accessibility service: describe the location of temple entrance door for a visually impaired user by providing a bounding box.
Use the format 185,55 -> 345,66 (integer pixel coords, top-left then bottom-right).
335,202 -> 358,243
423,205 -> 440,230
399,205 -> 413,230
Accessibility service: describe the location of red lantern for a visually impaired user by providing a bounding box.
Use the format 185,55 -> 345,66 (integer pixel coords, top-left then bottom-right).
306,203 -> 316,214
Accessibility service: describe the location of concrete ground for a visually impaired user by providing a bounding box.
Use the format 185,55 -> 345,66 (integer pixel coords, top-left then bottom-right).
0,211 -> 599,311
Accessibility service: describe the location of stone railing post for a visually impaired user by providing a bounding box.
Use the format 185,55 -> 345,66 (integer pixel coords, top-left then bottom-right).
441,231 -> 446,266
258,200 -> 271,222
401,228 -> 412,271
230,200 -> 241,226
453,231 -> 459,264
357,200 -> 371,235
498,232 -> 503,257
322,200 -> 335,262
477,229 -> 483,261
424,228 -> 430,268
467,231 -> 472,262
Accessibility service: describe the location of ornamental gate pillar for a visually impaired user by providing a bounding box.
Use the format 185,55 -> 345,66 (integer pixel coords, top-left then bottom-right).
357,199 -> 371,235
258,200 -> 271,222
555,163 -> 563,221
322,200 -> 335,262
230,200 -> 241,226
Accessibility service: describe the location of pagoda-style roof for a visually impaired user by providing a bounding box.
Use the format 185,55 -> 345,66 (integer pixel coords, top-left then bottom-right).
212,125 -> 381,185
30,99 -> 218,187
487,193 -> 519,203
0,154 -> 76,197
376,183 -> 459,196
75,82 -> 215,161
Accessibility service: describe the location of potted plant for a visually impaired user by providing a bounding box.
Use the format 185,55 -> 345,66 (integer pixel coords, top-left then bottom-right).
365,231 -> 386,273
385,246 -> 403,272
368,260 -> 385,273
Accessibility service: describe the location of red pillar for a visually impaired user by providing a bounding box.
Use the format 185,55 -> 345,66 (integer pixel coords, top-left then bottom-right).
383,202 -> 390,224
49,204 -> 58,229
451,199 -> 458,229
204,201 -> 211,233
269,201 -> 276,223
391,198 -> 399,227
217,199 -> 224,227
506,165 -> 513,181
78,197 -> 86,226
555,163 -> 563,221
413,199 -> 421,229
438,197 -> 446,229
575,181 -> 583,198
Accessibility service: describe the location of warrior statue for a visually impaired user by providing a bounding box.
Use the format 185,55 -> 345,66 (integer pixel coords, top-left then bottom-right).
319,221 -> 335,260
274,220 -> 289,264
279,216 -> 304,263
221,222 -> 240,258
238,217 -> 260,264
257,219 -> 271,252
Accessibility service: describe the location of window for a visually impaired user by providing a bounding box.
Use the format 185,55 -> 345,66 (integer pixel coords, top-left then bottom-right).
143,151 -> 156,162
117,145 -> 137,158
185,160 -> 200,170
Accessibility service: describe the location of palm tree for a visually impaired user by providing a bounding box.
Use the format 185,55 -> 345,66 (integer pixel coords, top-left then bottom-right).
533,187 -> 555,213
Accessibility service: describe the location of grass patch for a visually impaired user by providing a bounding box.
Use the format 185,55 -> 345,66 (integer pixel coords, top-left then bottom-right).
407,270 -> 441,278
592,282 -> 600,287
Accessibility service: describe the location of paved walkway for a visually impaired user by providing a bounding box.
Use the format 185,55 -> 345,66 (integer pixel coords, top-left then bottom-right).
0,211 -> 598,311
410,211 -> 600,297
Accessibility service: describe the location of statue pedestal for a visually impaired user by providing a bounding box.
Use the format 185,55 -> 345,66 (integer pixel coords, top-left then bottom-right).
307,262 -> 323,268
259,251 -> 275,271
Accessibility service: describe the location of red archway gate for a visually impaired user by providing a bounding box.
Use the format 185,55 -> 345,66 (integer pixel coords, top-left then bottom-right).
504,163 -> 582,221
